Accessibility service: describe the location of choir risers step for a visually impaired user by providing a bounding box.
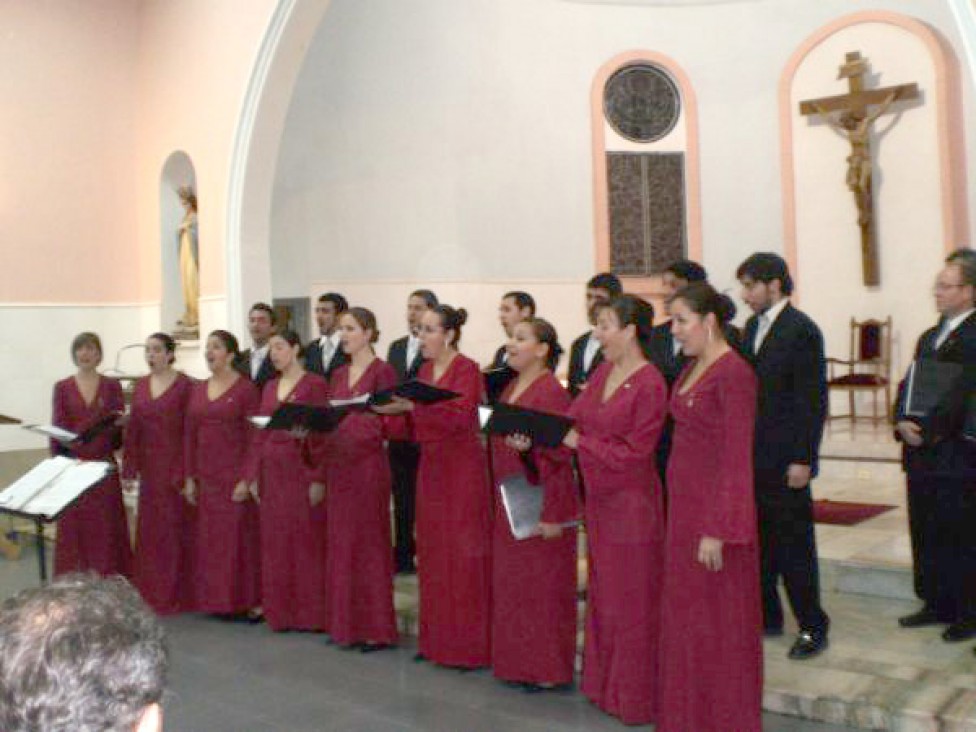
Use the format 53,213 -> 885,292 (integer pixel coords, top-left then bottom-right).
822,557 -> 916,602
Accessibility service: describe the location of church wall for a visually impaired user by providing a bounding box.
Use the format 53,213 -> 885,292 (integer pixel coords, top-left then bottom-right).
0,0 -> 141,303
0,0 -> 277,451
268,0 -> 976,369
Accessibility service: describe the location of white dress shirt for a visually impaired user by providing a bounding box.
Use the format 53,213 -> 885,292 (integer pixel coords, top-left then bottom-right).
753,298 -> 789,354
250,344 -> 269,379
406,334 -> 421,369
935,309 -> 976,349
319,331 -> 341,367
583,332 -> 601,373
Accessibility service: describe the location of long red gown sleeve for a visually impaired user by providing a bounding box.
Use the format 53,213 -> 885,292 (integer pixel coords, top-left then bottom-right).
700,360 -> 758,545
245,381 -> 276,483
531,384 -> 579,525
183,389 -> 200,483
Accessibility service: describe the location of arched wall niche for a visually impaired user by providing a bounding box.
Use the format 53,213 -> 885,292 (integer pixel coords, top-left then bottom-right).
160,151 -> 197,335
591,49 -> 702,314
779,9 -> 969,377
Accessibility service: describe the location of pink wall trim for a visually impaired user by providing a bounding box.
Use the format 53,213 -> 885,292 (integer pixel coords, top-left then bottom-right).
779,10 -> 969,296
591,50 -> 702,295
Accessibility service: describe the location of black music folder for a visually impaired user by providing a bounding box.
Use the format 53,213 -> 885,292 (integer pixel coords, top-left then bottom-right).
483,366 -> 517,404
371,380 -> 461,406
904,359 -> 963,418
259,403 -> 346,433
478,403 -> 575,449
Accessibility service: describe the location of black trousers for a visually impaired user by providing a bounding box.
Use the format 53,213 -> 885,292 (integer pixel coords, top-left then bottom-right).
912,472 -> 976,622
388,440 -> 420,572
756,479 -> 829,633
905,472 -> 936,603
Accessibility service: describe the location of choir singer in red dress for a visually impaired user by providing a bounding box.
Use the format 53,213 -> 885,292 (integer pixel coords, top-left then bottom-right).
658,282 -> 761,732
375,305 -> 492,669
326,308 -> 399,650
122,332 -> 193,613
248,329 -> 329,632
184,330 -> 261,618
51,332 -> 132,577
564,295 -> 667,726
490,318 -> 579,691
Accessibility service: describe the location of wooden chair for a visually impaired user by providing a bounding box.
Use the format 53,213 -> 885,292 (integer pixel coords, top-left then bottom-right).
826,317 -> 892,424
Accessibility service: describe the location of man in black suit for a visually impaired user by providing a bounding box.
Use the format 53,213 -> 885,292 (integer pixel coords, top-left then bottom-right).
738,252 -> 829,660
896,249 -> 976,643
568,273 -> 622,397
305,292 -> 349,381
238,302 -> 278,387
489,291 -> 536,369
386,288 -> 438,574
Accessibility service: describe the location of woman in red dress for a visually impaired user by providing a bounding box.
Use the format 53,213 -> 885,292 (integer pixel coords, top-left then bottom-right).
184,330 -> 261,617
122,332 -> 194,614
565,295 -> 667,726
248,329 -> 329,632
659,282 -> 761,732
326,308 -> 399,650
377,305 -> 492,669
51,331 -> 131,577
490,318 -> 579,690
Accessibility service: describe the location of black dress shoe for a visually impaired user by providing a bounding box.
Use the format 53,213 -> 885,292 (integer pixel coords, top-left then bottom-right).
898,608 -> 941,628
942,620 -> 976,642
787,630 -> 828,660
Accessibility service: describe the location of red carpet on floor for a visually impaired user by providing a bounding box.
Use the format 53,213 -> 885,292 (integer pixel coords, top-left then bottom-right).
812,499 -> 896,526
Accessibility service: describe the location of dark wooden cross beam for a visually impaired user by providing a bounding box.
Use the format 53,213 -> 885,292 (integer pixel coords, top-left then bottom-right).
799,51 -> 919,286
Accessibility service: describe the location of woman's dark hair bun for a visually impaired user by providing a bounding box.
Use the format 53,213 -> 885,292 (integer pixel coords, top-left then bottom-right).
456,308 -> 468,327
715,293 -> 737,325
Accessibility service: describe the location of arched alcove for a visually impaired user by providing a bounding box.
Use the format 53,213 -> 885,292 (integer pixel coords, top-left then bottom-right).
160,151 -> 198,336
779,10 -> 968,377
591,50 -> 701,310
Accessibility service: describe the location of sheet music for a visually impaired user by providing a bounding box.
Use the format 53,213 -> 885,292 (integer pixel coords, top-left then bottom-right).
249,416 -> 271,429
329,393 -> 371,408
0,456 -> 74,512
478,406 -> 493,429
26,462 -> 111,518
0,457 -> 112,519
24,424 -> 78,443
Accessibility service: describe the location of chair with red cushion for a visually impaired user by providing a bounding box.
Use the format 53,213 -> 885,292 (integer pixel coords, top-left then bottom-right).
826,317 -> 892,424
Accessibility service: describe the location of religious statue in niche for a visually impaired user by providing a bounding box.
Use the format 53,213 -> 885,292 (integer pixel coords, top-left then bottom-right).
174,186 -> 200,340
799,51 -> 919,287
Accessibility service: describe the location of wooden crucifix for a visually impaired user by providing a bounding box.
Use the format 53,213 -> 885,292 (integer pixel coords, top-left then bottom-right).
799,52 -> 919,286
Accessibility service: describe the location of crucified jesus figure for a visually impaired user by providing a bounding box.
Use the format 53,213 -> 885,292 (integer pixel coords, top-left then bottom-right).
815,90 -> 897,228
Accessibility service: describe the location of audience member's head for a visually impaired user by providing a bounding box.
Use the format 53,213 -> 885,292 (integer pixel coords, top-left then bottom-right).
406,289 -> 438,335
0,574 -> 168,732
736,252 -> 793,314
247,302 -> 277,346
315,293 -> 349,337
585,272 -> 624,326
499,291 -> 536,337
